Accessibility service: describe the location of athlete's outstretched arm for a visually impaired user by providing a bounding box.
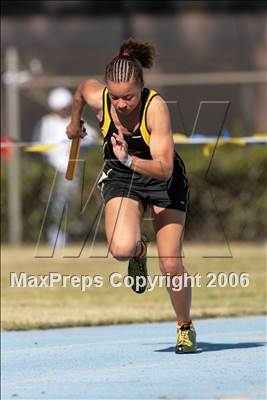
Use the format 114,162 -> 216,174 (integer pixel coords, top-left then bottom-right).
66,79 -> 104,139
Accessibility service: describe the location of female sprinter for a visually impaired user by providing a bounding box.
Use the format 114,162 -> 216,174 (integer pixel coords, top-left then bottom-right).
66,38 -> 196,353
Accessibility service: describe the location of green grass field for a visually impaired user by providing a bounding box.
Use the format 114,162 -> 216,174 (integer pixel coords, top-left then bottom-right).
1,243 -> 266,330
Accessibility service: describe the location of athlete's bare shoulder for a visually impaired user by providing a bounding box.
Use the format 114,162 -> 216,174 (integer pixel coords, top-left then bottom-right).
146,93 -> 171,132
149,94 -> 168,110
80,79 -> 105,113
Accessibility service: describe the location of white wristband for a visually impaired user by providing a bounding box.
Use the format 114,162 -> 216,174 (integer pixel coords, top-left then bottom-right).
120,155 -> 133,168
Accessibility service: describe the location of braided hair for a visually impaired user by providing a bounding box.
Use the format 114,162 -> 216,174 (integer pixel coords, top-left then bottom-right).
105,37 -> 156,85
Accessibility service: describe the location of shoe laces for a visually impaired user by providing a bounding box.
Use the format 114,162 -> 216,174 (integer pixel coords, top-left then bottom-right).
133,258 -> 144,276
178,329 -> 192,347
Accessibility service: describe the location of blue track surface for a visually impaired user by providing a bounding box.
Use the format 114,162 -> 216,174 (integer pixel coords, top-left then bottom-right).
1,316 -> 266,399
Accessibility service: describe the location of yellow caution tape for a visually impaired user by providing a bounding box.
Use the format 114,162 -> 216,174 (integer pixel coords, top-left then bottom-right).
25,144 -> 57,152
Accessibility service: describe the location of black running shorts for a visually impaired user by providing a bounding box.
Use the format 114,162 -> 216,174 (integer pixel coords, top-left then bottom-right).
99,157 -> 189,213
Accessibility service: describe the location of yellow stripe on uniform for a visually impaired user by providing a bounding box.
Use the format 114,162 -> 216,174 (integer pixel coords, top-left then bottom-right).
140,89 -> 158,146
100,87 -> 111,137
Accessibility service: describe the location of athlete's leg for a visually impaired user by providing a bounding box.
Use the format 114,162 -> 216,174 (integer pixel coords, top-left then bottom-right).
105,197 -> 144,261
152,206 -> 191,325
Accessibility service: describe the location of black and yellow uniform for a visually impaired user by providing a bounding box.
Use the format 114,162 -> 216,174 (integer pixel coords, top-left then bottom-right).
98,87 -> 189,212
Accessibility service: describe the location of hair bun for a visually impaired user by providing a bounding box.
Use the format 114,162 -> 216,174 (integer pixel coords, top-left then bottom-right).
119,37 -> 156,69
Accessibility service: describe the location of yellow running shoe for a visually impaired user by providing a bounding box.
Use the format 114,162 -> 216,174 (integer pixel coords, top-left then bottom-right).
176,321 -> 197,353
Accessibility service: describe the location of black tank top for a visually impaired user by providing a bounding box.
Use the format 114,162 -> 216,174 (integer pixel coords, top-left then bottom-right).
99,86 -> 187,187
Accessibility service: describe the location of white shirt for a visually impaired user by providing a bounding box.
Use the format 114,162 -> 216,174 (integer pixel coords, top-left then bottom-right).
34,113 -> 98,174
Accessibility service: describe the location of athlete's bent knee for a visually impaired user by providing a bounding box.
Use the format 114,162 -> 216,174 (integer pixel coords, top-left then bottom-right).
109,243 -> 135,261
159,258 -> 185,276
